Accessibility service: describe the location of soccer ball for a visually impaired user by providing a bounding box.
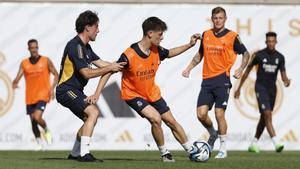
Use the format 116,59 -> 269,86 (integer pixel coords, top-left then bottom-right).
189,140 -> 211,162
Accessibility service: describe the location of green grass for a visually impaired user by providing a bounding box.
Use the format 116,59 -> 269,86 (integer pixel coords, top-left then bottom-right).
0,151 -> 299,169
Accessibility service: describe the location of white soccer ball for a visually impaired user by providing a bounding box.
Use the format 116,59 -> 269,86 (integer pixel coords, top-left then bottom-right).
190,140 -> 211,162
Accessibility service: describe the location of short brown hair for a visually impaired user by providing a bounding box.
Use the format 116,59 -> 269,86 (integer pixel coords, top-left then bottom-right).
27,39 -> 38,46
212,7 -> 226,16
142,16 -> 167,36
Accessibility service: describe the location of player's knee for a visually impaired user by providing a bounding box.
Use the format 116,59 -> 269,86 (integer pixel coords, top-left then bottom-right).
32,114 -> 42,122
197,111 -> 207,122
164,118 -> 178,129
89,111 -> 99,120
149,116 -> 162,127
263,111 -> 272,122
85,105 -> 100,119
215,109 -> 225,120
215,113 -> 225,121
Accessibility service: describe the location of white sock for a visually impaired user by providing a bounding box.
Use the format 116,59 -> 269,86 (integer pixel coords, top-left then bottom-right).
251,137 -> 258,146
158,145 -> 169,156
80,136 -> 91,157
219,135 -> 227,152
36,137 -> 42,145
207,126 -> 217,136
181,141 -> 193,153
71,139 -> 81,157
271,136 -> 279,147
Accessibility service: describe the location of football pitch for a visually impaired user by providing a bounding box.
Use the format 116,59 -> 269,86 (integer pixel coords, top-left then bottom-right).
0,151 -> 299,169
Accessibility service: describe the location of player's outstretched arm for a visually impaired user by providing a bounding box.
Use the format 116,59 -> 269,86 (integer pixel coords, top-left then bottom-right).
233,51 -> 250,79
234,65 -> 253,99
79,62 -> 126,79
12,63 -> 24,89
182,52 -> 203,78
234,53 -> 256,99
280,71 -> 291,87
85,59 -> 116,104
85,72 -> 112,104
168,33 -> 201,58
92,59 -> 111,68
48,58 -> 59,100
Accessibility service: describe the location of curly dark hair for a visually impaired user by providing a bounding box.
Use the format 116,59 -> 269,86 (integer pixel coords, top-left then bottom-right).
75,10 -> 99,33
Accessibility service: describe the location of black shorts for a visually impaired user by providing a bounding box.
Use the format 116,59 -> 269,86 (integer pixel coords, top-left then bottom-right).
56,87 -> 88,120
125,97 -> 170,117
197,73 -> 232,110
26,101 -> 47,115
255,84 -> 276,113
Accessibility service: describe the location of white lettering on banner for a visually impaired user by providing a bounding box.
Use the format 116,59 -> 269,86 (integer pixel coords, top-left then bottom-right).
0,3 -> 299,150
0,133 -> 22,143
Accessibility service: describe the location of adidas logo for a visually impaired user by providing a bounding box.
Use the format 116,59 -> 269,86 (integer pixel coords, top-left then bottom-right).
222,101 -> 227,106
116,130 -> 133,143
137,101 -> 143,107
280,130 -> 298,142
263,58 -> 267,63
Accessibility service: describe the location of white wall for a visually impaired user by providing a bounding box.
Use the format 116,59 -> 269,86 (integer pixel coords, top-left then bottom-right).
0,3 -> 299,150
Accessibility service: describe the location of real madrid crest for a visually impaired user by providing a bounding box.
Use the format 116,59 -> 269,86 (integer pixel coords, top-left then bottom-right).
0,52 -> 14,117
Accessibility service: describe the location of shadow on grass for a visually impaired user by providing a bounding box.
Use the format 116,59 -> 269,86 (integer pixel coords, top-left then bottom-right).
39,157 -> 158,162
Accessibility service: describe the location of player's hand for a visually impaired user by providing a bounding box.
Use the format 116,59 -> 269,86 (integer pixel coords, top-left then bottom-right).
234,89 -> 241,99
12,80 -> 19,89
85,94 -> 99,104
189,33 -> 201,47
110,62 -> 126,72
284,79 -> 291,87
182,69 -> 190,78
233,67 -> 243,79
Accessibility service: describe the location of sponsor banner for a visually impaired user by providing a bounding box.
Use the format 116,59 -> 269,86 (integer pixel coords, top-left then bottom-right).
0,3 -> 299,150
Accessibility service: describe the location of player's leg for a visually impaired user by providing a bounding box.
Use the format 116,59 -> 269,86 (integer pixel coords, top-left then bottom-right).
153,97 -> 195,155
257,88 -> 283,152
29,115 -> 43,150
56,89 -> 100,162
27,104 -> 43,150
249,114 -> 265,153
214,108 -> 227,158
79,104 -> 99,160
255,114 -> 266,139
31,101 -> 52,144
68,125 -> 83,159
213,84 -> 231,159
126,97 -> 173,162
263,108 -> 283,152
197,86 -> 218,150
161,110 -> 196,155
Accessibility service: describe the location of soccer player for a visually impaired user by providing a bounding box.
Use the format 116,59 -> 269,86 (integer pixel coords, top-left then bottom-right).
118,16 -> 200,162
12,39 -> 58,150
182,7 -> 250,158
56,11 -> 125,162
234,32 -> 290,153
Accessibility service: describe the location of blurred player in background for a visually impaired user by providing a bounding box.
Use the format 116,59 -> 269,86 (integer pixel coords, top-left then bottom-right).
182,6 -> 250,158
118,16 -> 200,162
56,10 -> 125,162
12,39 -> 58,150
234,32 -> 291,153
